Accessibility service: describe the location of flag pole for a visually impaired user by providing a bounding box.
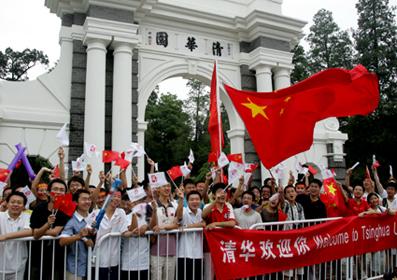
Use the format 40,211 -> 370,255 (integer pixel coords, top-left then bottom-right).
215,60 -> 224,183
165,171 -> 179,189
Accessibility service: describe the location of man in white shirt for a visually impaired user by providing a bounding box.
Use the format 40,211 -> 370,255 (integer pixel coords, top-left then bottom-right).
234,191 -> 262,229
94,191 -> 129,280
178,190 -> 206,280
0,191 -> 32,280
121,200 -> 151,280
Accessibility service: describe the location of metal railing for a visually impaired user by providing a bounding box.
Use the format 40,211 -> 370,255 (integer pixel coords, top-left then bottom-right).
1,218 -> 396,280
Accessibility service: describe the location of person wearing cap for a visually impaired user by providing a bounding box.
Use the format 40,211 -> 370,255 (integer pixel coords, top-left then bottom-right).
202,182 -> 236,229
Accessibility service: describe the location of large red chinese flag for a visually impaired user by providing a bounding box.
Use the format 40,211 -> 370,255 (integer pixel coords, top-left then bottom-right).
208,62 -> 224,160
224,65 -> 379,168
320,178 -> 348,217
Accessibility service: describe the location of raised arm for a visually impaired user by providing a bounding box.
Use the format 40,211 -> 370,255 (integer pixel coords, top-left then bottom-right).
345,168 -> 352,188
229,176 -> 244,206
58,147 -> 66,181
175,187 -> 184,221
31,167 -> 52,197
147,158 -> 155,174
84,164 -> 92,189
373,167 -> 385,197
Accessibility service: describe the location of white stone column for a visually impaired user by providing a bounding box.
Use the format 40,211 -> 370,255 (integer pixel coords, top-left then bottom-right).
111,42 -> 133,180
137,121 -> 148,180
255,65 -> 273,92
84,38 -> 109,177
273,67 -> 291,90
227,128 -> 245,155
253,64 -> 273,184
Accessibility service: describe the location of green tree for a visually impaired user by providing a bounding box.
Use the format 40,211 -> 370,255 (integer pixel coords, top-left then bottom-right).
341,0 -> 397,176
0,47 -> 49,81
307,9 -> 353,73
185,79 -> 209,142
354,0 -> 397,109
145,91 -> 191,171
290,44 -> 310,84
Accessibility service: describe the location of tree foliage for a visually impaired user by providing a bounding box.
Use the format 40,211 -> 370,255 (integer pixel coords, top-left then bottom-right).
341,0 -> 397,175
145,89 -> 191,171
290,44 -> 310,84
185,79 -> 209,142
0,47 -> 49,81
354,0 -> 397,110
307,9 -> 353,73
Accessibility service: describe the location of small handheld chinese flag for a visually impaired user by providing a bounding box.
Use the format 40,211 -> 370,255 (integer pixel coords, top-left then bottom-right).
167,166 -> 183,181
0,169 -> 10,182
227,153 -> 243,164
115,157 -> 130,170
53,193 -> 76,217
102,150 -> 119,163
53,165 -> 60,179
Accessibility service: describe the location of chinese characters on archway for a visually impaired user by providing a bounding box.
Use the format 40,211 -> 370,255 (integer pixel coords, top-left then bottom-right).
220,237 -> 311,264
146,30 -> 233,57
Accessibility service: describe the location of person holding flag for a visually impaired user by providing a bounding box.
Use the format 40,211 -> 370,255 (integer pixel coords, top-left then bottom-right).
30,178 -> 70,280
93,183 -> 129,280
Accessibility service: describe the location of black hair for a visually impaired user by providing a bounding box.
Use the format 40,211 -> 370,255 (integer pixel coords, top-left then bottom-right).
263,178 -> 273,186
250,186 -> 260,193
261,185 -> 272,192
353,185 -> 365,192
241,190 -> 255,200
310,178 -> 322,188
366,192 -> 379,204
2,186 -> 12,198
68,176 -> 86,188
183,179 -> 195,187
186,190 -> 202,201
6,191 -> 27,206
386,181 -> 397,190
122,193 -> 130,201
211,182 -> 226,194
48,178 -> 68,192
284,184 -> 295,194
89,185 -> 97,189
72,189 -> 90,202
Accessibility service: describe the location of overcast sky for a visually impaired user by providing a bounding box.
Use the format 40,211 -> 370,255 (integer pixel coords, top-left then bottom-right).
1,0 -> 396,96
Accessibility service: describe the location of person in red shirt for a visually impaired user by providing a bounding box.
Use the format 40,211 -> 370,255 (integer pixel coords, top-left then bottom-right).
202,183 -> 236,229
343,185 -> 369,216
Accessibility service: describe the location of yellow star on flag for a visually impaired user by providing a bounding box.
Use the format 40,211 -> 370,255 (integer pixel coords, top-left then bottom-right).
327,183 -> 337,196
242,98 -> 269,120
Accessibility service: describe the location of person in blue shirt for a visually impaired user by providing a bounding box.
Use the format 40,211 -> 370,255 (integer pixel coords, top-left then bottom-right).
59,189 -> 95,280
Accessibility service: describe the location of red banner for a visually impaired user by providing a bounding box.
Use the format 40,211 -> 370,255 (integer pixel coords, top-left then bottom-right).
205,215 -> 397,280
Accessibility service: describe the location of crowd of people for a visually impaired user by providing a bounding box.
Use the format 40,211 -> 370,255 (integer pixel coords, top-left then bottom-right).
0,147 -> 396,280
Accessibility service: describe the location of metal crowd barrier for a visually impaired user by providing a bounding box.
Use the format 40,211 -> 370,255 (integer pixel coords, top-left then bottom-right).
1,219 -> 396,280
